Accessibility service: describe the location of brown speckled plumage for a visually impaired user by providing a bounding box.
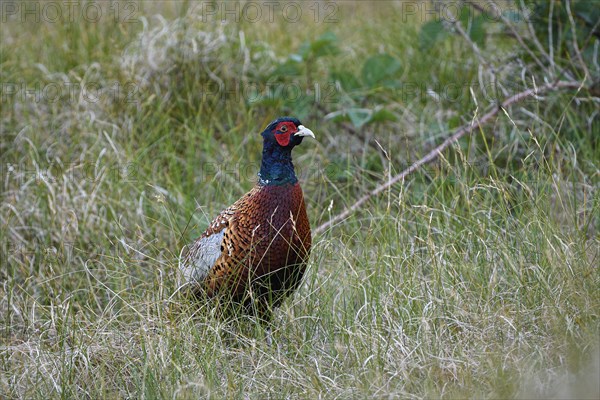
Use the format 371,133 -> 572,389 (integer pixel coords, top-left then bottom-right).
179,117 -> 315,323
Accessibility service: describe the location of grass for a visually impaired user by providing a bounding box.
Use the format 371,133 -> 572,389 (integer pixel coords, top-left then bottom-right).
1,1 -> 598,398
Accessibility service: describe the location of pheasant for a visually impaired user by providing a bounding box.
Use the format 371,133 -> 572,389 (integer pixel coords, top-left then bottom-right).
179,117 -> 315,326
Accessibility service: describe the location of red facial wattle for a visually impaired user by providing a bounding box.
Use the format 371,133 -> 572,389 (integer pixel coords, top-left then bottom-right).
275,131 -> 292,146
274,122 -> 296,146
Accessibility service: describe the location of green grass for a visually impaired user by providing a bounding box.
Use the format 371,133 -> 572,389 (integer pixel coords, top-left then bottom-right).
1,1 -> 598,399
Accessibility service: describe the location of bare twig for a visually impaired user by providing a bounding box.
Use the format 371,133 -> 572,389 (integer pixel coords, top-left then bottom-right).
314,80 -> 583,236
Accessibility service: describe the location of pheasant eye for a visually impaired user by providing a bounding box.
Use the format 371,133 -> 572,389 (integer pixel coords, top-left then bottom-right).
279,125 -> 288,133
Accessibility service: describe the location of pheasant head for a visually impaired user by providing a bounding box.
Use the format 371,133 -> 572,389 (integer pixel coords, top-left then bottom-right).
258,117 -> 315,186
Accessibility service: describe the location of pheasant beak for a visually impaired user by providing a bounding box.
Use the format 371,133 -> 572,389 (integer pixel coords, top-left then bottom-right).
294,125 -> 315,139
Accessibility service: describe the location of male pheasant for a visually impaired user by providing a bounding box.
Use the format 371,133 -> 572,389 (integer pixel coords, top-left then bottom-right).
179,117 -> 315,325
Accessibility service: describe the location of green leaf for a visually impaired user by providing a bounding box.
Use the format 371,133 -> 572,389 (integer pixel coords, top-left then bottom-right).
330,71 -> 361,91
458,8 -> 487,48
574,0 -> 600,24
325,111 -> 351,124
361,54 -> 402,88
347,108 -> 372,128
272,60 -> 302,77
299,31 -> 340,59
369,108 -> 397,124
459,6 -> 471,25
419,20 -> 447,50
469,16 -> 487,47
281,94 -> 313,121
